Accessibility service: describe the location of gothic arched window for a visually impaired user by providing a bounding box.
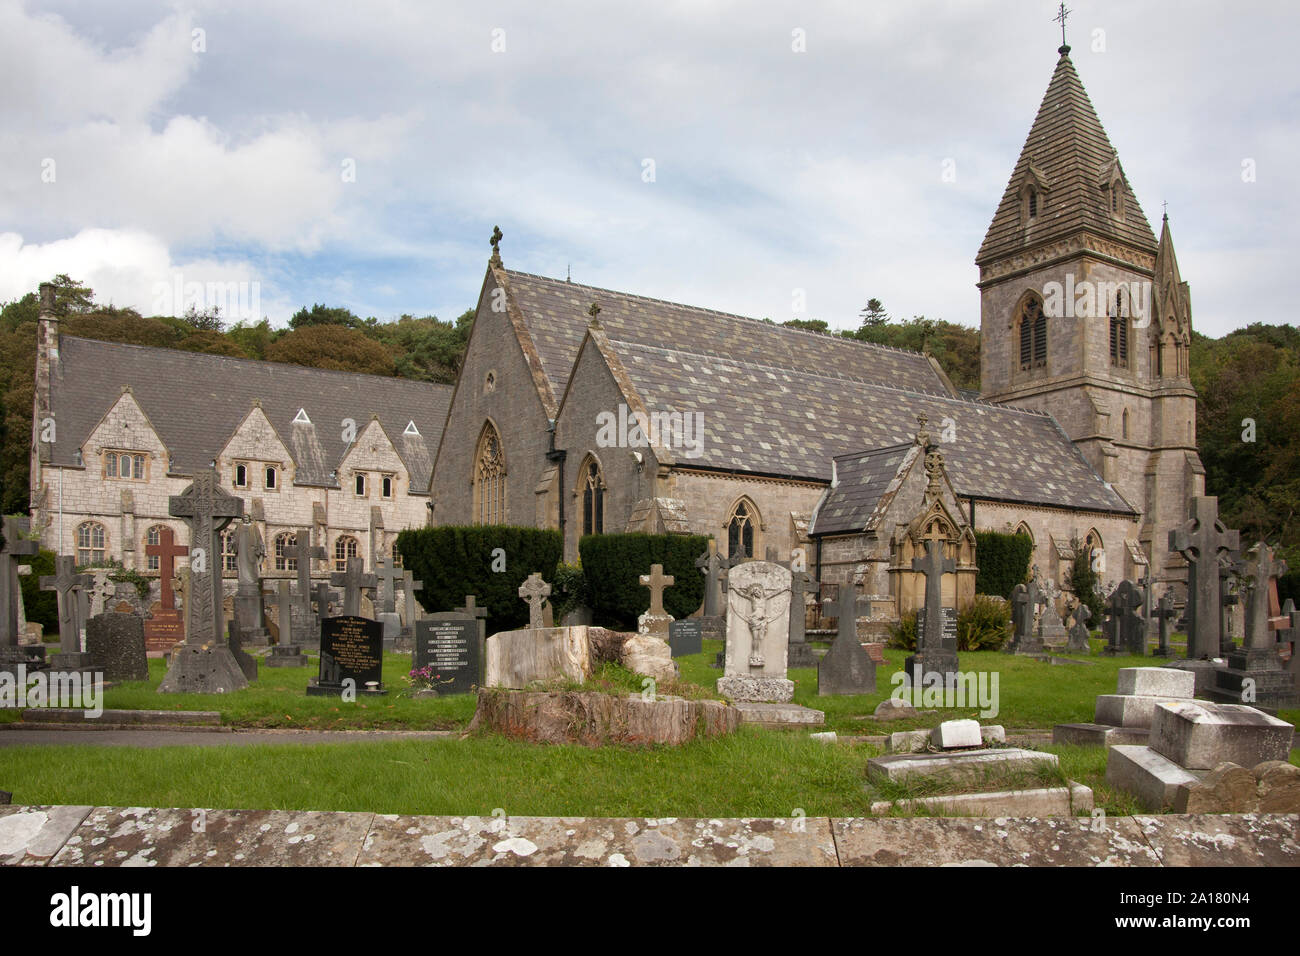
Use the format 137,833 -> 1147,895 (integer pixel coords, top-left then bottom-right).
76,521 -> 106,565
145,524 -> 167,571
475,421 -> 506,525
274,532 -> 297,572
1017,295 -> 1047,372
579,457 -> 605,537
726,499 -> 758,560
334,535 -> 359,572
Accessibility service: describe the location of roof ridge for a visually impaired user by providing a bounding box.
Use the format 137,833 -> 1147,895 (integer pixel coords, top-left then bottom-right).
606,337 -> 1055,418
832,441 -> 915,462
504,269 -> 933,360
60,335 -> 453,390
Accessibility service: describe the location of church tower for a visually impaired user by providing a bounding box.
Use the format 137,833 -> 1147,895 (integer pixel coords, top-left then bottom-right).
976,40 -> 1203,587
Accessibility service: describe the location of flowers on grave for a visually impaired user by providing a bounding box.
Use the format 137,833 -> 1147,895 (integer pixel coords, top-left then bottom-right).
406,665 -> 454,691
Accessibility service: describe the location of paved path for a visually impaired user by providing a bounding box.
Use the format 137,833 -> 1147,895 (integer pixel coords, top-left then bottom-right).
1,804 -> 1296,866
0,728 -> 456,748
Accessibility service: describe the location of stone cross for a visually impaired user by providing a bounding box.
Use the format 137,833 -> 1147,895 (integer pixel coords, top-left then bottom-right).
402,570 -> 423,626
821,581 -> 860,643
1010,584 -> 1030,645
1066,602 -> 1092,652
312,581 -> 337,621
1,515 -> 40,648
330,558 -> 377,618
169,470 -> 244,646
40,556 -> 93,654
89,570 -> 115,618
456,594 -> 489,645
696,541 -> 726,617
518,573 -> 551,629
1155,591 -> 1177,657
283,531 -> 325,613
1279,598 -> 1299,677
639,564 -> 674,617
1169,496 -> 1240,659
912,539 -> 955,652
490,224 -> 503,257
1106,580 -> 1145,655
146,526 -> 188,612
788,570 -> 813,645
375,555 -> 402,616
1242,541 -> 1287,652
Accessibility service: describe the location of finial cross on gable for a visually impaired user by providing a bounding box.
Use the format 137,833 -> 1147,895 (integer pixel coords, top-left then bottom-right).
490,225 -> 503,257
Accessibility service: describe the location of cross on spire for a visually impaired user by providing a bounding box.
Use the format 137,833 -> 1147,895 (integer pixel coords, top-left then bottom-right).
1054,2 -> 1071,52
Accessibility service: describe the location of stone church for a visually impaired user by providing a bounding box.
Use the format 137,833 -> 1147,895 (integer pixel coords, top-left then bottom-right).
28,41 -> 1202,618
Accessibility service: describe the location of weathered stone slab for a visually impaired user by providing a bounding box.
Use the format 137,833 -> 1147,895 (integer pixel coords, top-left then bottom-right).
357,815 -> 838,867
890,725 -> 1005,754
0,805 -> 92,865
931,719 -> 982,749
732,701 -> 825,727
1134,814 -> 1300,867
21,708 -> 221,725
870,782 -> 1093,818
85,613 -> 149,681
1105,744 -> 1203,810
1116,666 -> 1195,698
866,748 -> 1058,786
872,697 -> 917,720
1094,694 -> 1189,729
716,675 -> 794,703
467,690 -> 739,745
49,807 -> 373,866
1051,723 -> 1148,748
832,816 -> 1160,867
484,626 -> 592,688
1149,701 -> 1294,770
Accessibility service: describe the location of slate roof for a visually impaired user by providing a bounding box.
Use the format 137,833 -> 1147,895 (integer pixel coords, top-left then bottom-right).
811,444 -> 915,536
49,336 -> 451,489
601,338 -> 1135,516
505,269 -> 950,401
976,49 -> 1157,266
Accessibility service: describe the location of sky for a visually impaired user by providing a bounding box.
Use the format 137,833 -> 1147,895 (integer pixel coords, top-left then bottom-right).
0,0 -> 1294,337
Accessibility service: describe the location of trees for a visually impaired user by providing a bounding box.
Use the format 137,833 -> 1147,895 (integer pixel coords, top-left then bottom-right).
370,309 -> 474,384
859,298 -> 889,328
287,303 -> 371,331
266,324 -> 397,376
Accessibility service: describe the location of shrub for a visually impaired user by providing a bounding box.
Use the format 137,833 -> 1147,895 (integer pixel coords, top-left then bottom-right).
957,594 -> 1011,651
888,609 -> 918,650
578,533 -> 710,627
19,548 -> 57,632
395,526 -> 562,632
550,562 -> 589,622
974,530 -> 1034,598
1069,551 -> 1106,627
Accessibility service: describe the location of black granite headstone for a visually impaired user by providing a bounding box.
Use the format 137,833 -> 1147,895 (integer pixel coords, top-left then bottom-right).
307,615 -> 386,697
413,615 -> 480,695
668,619 -> 703,658
85,612 -> 149,681
915,607 -> 958,653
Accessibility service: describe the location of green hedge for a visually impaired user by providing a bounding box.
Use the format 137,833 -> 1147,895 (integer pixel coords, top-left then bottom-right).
395,526 -> 562,633
974,530 -> 1034,599
20,549 -> 58,633
578,533 -> 710,626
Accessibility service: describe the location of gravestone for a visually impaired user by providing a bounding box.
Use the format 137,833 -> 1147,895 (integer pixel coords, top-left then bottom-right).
331,559 -> 377,618
518,573 -> 552,630
1115,580 -> 1146,655
307,615 -> 386,697
233,516 -> 271,646
266,579 -> 308,668
1006,578 -> 1044,656
144,527 -> 187,652
716,560 -> 793,702
668,619 -> 703,657
414,613 -> 481,695
1279,599 -> 1299,678
401,570 -> 424,637
158,470 -> 250,694
818,581 -> 876,695
88,571 -> 115,618
1153,592 -> 1177,657
1207,541 -> 1298,709
1035,585 -> 1068,646
374,556 -> 403,648
786,570 -> 816,668
1169,496 -> 1240,659
907,539 -> 960,681
310,582 -> 337,642
40,555 -> 94,669
637,564 -> 674,637
283,532 -> 325,644
456,595 -> 489,653
696,540 -> 725,618
1066,602 -> 1092,653
0,515 -> 40,670
85,612 -> 149,681
225,619 -> 259,682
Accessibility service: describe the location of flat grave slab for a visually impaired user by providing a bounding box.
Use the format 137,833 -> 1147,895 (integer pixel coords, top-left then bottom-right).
1149,701 -> 1294,770
732,701 -> 825,728
1116,666 -> 1195,698
1104,744 -> 1204,810
1094,694 -> 1191,729
49,807 -> 374,867
889,725 -> 1005,753
866,748 -> 1058,786
0,805 -> 93,866
1051,723 -> 1148,748
869,782 -> 1093,818
357,814 -> 839,867
1134,813 -> 1300,867
831,815 -> 1160,867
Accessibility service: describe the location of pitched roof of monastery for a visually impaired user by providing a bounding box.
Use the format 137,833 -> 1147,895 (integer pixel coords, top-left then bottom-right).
599,337 -> 1135,516
810,443 -> 917,536
504,269 -> 951,401
48,336 -> 452,489
977,49 -> 1157,266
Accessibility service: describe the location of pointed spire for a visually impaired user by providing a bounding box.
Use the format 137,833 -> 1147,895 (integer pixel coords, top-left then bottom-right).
977,50 -> 1157,269
1154,211 -> 1191,332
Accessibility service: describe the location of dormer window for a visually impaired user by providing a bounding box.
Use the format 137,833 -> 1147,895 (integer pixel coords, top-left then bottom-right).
1028,188 -> 1038,218
105,451 -> 146,480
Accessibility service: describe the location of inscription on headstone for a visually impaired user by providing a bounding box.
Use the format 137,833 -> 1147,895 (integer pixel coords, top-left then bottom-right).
307,616 -> 386,697
414,614 -> 480,695
668,619 -> 703,658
